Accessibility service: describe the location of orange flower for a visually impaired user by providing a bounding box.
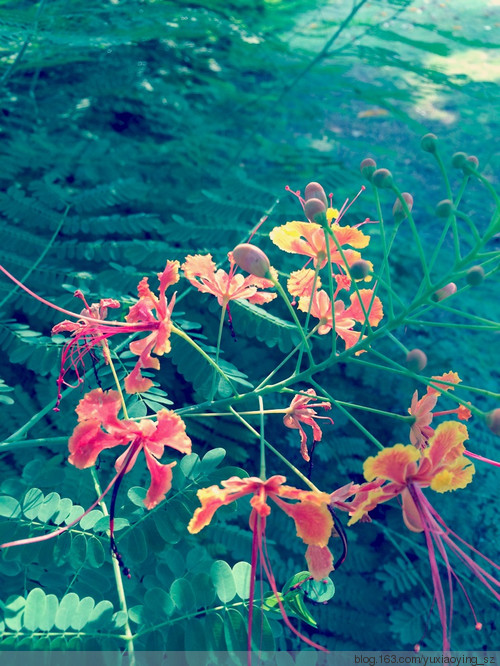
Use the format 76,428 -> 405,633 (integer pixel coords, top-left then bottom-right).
69,388 -> 191,509
346,422 -> 500,651
427,371 -> 461,395
298,288 -> 383,351
270,220 -> 370,271
124,261 -> 179,393
188,474 -> 336,651
408,373 -> 471,450
182,253 -> 276,307
408,390 -> 439,449
283,388 -> 333,461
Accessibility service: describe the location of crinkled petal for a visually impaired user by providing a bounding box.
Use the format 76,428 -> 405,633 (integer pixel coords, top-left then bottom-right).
424,421 -> 469,470
364,444 -> 420,484
272,498 -> 333,546
68,421 -> 121,469
305,545 -> 334,581
143,449 -> 176,509
287,269 -> 322,298
427,371 -> 461,395
182,254 -> 217,281
187,480 -> 254,534
146,409 -> 192,456
75,388 -> 122,425
330,224 -> 370,249
344,289 -> 383,326
430,458 -> 475,493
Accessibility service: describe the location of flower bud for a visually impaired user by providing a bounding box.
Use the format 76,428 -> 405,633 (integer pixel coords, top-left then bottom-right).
432,283 -> 457,302
451,152 -> 467,169
421,133 -> 438,153
486,408 -> 500,436
232,243 -> 271,279
462,155 -> 479,174
466,265 -> 485,286
304,198 -> 327,224
406,349 -> 427,372
360,158 -> 377,182
304,182 -> 328,207
372,168 -> 393,189
349,260 -> 371,280
392,192 -> 413,222
435,199 -> 453,218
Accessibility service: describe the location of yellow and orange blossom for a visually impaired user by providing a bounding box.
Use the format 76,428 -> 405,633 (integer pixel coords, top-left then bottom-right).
188,475 -> 335,580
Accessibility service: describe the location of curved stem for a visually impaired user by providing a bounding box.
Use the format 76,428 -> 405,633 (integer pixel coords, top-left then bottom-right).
271,277 -> 315,366
90,468 -> 135,663
171,324 -> 239,397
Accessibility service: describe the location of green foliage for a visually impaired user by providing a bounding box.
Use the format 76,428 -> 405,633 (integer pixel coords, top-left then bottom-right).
0,0 -> 499,657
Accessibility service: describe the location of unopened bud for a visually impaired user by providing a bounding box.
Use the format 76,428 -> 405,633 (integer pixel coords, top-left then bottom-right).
475,623 -> 483,631
372,168 -> 393,189
349,260 -> 371,280
406,349 -> 427,372
392,192 -> 413,222
451,152 -> 467,169
435,199 -> 453,218
462,155 -> 479,174
232,243 -> 271,279
432,283 -> 457,302
360,158 -> 377,182
486,409 -> 500,436
304,182 -> 328,207
304,197 -> 327,224
466,265 -> 485,286
421,133 -> 438,153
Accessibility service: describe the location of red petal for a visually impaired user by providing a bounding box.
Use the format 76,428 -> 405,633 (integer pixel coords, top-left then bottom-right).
143,449 -> 176,509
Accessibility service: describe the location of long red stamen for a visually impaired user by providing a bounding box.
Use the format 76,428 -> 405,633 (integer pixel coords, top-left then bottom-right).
0,264 -> 134,327
247,514 -> 260,662
464,450 -> 500,467
259,524 -> 328,652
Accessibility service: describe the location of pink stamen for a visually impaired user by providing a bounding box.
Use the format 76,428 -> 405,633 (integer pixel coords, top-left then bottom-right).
0,264 -> 130,328
285,185 -> 304,207
464,450 -> 500,467
258,526 -> 328,652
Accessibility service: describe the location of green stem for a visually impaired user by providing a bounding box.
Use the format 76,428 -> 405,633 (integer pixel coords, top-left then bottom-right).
258,397 -> 266,480
256,324 -> 319,391
295,259 -> 322,372
229,406 -> 320,492
209,302 -> 228,401
271,276 -> 315,366
171,324 -> 239,397
310,379 -> 384,451
391,184 -> 432,285
373,186 -> 394,318
90,468 -> 135,662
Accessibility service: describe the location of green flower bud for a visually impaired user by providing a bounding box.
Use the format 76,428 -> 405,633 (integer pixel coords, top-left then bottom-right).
360,158 -> 377,182
421,133 -> 438,153
304,182 -> 328,207
392,192 -> 413,222
486,408 -> 500,436
435,199 -> 454,218
451,152 -> 468,169
304,198 -> 327,225
406,349 -> 427,372
349,260 -> 371,280
462,155 -> 479,174
466,265 -> 485,286
232,243 -> 271,279
372,168 -> 393,189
